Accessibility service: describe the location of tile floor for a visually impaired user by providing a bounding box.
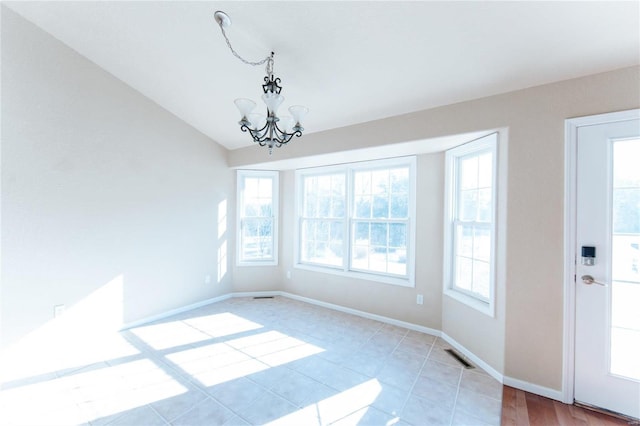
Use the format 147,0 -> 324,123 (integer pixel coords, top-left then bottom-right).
0,296 -> 502,425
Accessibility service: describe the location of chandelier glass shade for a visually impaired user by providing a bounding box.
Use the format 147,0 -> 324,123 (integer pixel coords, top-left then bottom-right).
234,74 -> 308,154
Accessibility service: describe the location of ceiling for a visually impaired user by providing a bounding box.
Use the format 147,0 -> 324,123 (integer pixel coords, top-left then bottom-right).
5,1 -> 639,151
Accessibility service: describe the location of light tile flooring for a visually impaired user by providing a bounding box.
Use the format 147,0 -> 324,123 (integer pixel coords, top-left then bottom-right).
0,296 -> 502,425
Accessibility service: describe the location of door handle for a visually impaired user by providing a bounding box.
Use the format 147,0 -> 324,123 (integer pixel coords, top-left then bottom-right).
581,275 -> 607,286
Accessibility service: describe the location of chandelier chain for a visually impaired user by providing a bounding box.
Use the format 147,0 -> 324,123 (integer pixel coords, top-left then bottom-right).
219,25 -> 274,76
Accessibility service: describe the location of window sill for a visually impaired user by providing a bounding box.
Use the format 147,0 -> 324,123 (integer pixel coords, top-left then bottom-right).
443,288 -> 495,317
295,263 -> 414,288
237,260 -> 278,267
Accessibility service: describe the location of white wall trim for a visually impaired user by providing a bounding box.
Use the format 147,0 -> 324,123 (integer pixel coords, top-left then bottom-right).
236,170 -> 280,267
563,116 -> 579,404
281,292 -> 442,337
293,156 -> 418,288
441,332 -> 503,383
119,294 -> 232,330
121,291 -> 282,330
231,291 -> 282,299
120,290 -> 443,339
443,133 -> 498,317
503,376 -> 564,402
563,109 -> 640,404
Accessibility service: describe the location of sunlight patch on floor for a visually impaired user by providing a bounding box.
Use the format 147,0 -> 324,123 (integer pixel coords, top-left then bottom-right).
183,312 -> 264,338
265,379 -> 384,426
166,329 -> 326,388
0,358 -> 187,425
130,320 -> 212,350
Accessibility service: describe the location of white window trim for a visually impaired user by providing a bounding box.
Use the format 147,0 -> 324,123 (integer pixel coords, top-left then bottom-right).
236,170 -> 279,266
443,133 -> 498,316
294,156 -> 416,287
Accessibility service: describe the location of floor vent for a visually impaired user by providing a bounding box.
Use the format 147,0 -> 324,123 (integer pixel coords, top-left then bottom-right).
253,296 -> 275,299
444,348 -> 475,369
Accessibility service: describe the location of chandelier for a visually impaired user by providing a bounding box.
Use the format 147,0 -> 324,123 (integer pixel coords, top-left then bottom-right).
214,11 -> 308,154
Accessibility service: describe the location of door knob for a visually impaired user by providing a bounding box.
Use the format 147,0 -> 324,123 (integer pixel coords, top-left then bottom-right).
581,275 -> 607,286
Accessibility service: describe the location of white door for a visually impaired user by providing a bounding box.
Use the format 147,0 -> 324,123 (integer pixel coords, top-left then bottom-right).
574,111 -> 640,419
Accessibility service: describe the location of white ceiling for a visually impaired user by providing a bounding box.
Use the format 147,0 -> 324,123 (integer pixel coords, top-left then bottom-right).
5,1 -> 640,151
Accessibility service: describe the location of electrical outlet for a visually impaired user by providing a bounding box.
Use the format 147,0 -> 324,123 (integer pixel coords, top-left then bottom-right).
416,294 -> 424,305
54,304 -> 66,318
286,270 -> 291,279
204,274 -> 211,284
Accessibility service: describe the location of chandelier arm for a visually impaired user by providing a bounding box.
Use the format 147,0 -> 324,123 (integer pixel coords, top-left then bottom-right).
272,122 -> 302,143
249,129 -> 265,143
242,121 -> 269,143
285,130 -> 303,142
241,124 -> 266,143
240,115 -> 304,149
253,133 -> 264,143
256,121 -> 271,140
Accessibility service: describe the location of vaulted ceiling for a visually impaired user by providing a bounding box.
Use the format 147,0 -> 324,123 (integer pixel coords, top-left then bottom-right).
5,1 -> 639,150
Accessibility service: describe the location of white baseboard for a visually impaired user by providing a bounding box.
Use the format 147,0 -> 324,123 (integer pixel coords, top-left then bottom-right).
503,376 -> 564,402
120,291 -> 284,330
208,290 -> 442,338
280,291 -> 442,338
231,291 -> 282,299
119,293 -> 232,330
440,333 -> 503,383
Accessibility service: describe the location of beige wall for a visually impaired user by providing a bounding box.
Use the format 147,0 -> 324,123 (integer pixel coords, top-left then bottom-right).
1,8 -> 233,349
231,66 -> 640,390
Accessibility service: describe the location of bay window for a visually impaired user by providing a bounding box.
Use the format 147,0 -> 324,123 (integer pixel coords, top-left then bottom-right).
296,157 -> 416,286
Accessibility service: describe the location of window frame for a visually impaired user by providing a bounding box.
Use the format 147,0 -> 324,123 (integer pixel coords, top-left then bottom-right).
443,133 -> 498,316
295,156 -> 416,287
236,170 -> 279,266
297,165 -> 347,270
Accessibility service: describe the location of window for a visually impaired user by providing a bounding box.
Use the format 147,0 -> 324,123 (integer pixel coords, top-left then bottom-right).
237,170 -> 278,265
444,133 -> 497,314
296,157 -> 416,286
300,171 -> 346,267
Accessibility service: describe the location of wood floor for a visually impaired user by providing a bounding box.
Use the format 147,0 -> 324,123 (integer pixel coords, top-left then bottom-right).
501,386 -> 634,426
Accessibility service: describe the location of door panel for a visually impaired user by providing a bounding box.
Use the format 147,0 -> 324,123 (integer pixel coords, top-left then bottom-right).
574,114 -> 640,419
